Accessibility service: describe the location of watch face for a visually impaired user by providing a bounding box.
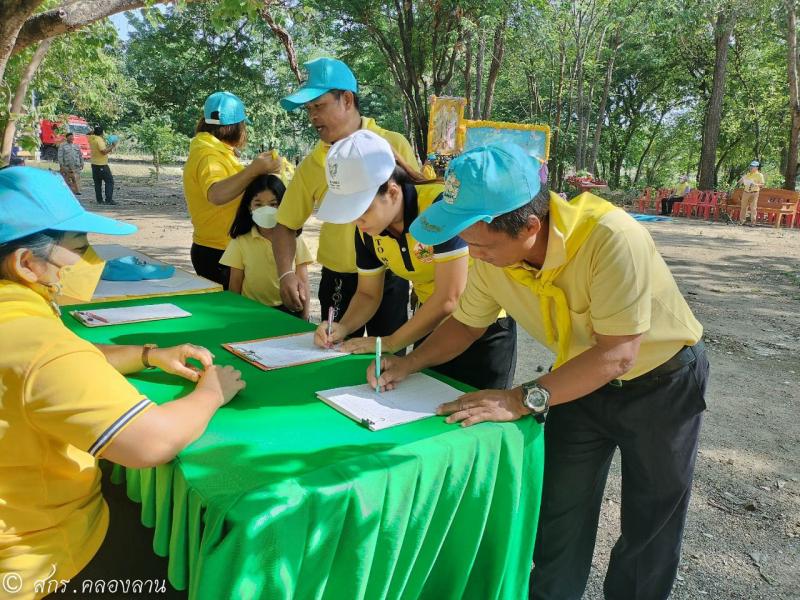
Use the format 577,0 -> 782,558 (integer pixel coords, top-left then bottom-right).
527,388 -> 547,412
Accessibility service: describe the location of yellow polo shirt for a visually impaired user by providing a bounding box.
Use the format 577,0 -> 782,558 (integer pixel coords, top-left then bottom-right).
277,117 -> 420,273
0,281 -> 153,599
742,171 -> 765,193
675,181 -> 691,197
355,183 -> 468,304
183,132 -> 245,250
220,227 -> 313,307
87,135 -> 108,166
453,205 -> 703,380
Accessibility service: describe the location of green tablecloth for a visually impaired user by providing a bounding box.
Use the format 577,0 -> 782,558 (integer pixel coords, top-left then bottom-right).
63,292 -> 544,600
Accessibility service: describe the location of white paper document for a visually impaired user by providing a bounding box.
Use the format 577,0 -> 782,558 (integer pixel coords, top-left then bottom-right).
225,331 -> 349,370
316,372 -> 464,431
71,303 -> 191,327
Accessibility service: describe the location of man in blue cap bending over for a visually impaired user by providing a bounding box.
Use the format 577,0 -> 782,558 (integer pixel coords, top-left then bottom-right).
272,57 -> 420,336
371,144 -> 709,600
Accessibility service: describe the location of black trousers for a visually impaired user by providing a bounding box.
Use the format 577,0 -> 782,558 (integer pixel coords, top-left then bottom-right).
190,243 -> 230,289
531,343 -> 709,600
416,316 -> 518,390
319,267 -> 409,338
660,196 -> 682,215
91,164 -> 114,204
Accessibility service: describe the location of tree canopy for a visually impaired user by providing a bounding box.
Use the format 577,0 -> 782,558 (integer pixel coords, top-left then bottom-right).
1,0 -> 798,192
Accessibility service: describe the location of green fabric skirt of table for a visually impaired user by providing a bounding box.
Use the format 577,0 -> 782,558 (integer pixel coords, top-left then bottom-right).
63,292 -> 545,600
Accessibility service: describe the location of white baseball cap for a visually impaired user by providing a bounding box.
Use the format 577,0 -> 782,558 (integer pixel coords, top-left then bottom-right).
317,130 -> 396,223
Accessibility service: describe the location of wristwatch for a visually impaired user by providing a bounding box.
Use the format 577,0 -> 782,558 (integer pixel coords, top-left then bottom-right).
141,344 -> 158,369
520,380 -> 551,424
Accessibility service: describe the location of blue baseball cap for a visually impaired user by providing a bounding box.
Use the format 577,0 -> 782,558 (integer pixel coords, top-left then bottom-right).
102,256 -> 175,281
204,91 -> 251,125
0,167 -> 136,244
280,57 -> 358,112
410,144 -> 542,245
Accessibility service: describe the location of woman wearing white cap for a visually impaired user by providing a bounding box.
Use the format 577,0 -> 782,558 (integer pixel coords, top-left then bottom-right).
183,91 -> 283,287
0,167 -> 245,598
313,130 -> 517,390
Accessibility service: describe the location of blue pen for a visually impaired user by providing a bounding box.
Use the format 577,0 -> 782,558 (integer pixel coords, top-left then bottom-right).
375,336 -> 382,393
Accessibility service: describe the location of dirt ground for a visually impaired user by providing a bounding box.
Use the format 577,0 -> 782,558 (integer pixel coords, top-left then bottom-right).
43,161 -> 800,599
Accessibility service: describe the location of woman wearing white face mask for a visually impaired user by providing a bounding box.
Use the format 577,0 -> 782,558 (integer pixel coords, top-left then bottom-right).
0,167 -> 245,598
220,174 -> 312,318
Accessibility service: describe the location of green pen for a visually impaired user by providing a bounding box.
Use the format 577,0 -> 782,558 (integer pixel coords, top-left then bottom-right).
375,336 -> 382,393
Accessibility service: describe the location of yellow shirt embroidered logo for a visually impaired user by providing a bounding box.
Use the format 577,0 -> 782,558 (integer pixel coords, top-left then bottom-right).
413,242 -> 435,263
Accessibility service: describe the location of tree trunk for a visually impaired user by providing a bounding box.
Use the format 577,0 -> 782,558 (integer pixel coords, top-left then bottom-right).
0,0 -> 43,83
463,28 -> 473,110
633,110 -> 667,185
473,29 -> 485,119
698,11 -> 735,190
549,40 -> 566,189
573,52 -> 586,171
785,0 -> 800,189
481,14 -> 508,120
0,37 -> 53,164
588,28 -> 621,174
580,26 -> 607,170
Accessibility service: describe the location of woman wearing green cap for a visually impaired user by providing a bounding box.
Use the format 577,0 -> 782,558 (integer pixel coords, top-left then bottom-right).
0,167 -> 245,598
183,91 -> 282,288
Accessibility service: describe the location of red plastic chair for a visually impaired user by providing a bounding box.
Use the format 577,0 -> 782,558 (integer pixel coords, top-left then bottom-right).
672,190 -> 699,217
652,188 -> 673,214
794,203 -> 800,228
636,188 -> 653,213
702,192 -> 724,220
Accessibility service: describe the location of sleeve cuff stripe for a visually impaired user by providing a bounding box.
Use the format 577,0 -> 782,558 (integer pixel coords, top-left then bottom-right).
434,248 -> 469,260
88,399 -> 153,456
357,267 -> 386,275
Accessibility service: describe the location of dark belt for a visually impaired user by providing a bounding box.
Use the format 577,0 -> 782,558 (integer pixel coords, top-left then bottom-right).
607,340 -> 705,387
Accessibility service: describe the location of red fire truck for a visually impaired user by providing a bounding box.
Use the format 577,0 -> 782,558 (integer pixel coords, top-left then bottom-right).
39,115 -> 92,161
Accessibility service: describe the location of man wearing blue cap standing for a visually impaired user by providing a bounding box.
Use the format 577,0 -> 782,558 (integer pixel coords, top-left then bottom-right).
0,167 -> 245,598
371,145 -> 709,600
738,160 -> 765,225
183,91 -> 281,287
272,57 -> 420,335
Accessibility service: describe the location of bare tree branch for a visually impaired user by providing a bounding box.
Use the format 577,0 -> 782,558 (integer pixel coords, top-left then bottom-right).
12,0 -> 192,56
261,0 -> 302,83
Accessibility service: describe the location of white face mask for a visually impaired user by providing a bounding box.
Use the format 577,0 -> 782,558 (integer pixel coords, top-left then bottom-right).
252,205 -> 278,229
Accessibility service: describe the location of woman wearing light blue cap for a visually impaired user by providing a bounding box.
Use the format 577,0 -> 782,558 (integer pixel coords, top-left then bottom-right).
0,167 -> 245,596
183,91 -> 282,287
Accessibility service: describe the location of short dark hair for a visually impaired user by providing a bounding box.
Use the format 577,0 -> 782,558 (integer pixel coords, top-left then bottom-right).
229,175 -> 287,238
93,126 -> 103,135
487,186 -> 551,237
0,230 -> 63,279
330,89 -> 360,113
195,113 -> 247,148
65,132 -> 74,137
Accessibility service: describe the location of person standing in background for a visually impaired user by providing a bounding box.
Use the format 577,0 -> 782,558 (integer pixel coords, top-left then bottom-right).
57,132 -> 84,195
738,160 -> 765,226
87,126 -> 116,205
